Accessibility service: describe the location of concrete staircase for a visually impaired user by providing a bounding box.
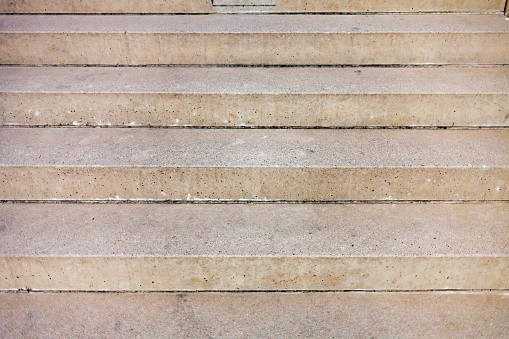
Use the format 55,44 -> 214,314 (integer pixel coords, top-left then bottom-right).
1,0 -> 508,337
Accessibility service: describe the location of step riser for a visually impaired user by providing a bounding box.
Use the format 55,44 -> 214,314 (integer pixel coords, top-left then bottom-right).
1,167 -> 507,201
2,33 -> 507,65
2,257 -> 507,291
3,93 -> 508,127
1,0 -> 505,13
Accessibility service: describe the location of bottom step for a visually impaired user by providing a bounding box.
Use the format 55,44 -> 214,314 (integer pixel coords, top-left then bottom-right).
1,292 -> 507,338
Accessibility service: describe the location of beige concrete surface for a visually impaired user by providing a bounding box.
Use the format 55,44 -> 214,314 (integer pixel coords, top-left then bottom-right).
4,14 -> 509,34
1,15 -> 508,65
1,256 -> 508,291
0,0 -> 506,13
3,66 -> 507,94
1,66 -> 508,127
1,129 -> 507,201
1,203 -> 507,257
2,129 -> 506,168
3,166 -> 507,201
1,292 -> 508,338
0,203 -> 507,291
4,14 -> 508,33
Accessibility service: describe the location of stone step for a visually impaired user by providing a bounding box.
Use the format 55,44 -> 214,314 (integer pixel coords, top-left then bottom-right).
1,0 -> 507,14
1,203 -> 507,291
1,14 -> 508,66
2,66 -> 508,128
1,128 -> 507,202
1,292 -> 508,337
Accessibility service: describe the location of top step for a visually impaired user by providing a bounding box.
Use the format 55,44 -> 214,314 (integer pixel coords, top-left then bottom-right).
0,0 -> 507,14
1,14 -> 508,66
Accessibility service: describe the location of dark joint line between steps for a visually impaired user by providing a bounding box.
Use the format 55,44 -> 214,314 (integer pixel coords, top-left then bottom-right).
2,200 -> 508,205
2,125 -> 508,130
0,11 -> 505,15
4,288 -> 509,294
2,64 -> 508,68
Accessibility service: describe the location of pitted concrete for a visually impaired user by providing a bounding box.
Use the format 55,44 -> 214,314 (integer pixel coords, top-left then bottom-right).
0,129 -> 507,201
1,256 -> 507,291
1,292 -> 508,338
1,203 -> 507,257
0,3 -> 507,336
1,15 -> 508,65
1,128 -> 507,167
1,66 -> 508,127
4,66 -> 507,94
3,15 -> 508,33
1,202 -> 507,291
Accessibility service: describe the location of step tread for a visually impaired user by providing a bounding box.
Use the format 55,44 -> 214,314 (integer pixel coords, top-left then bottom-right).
1,203 -> 508,257
2,14 -> 506,65
1,129 -> 507,168
2,66 -> 508,94
2,14 -> 508,33
1,292 -> 508,338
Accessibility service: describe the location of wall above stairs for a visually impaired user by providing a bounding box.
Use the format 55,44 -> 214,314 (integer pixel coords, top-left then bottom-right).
1,0 -> 507,13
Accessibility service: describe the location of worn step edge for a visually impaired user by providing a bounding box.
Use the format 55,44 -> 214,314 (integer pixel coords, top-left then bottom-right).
1,15 -> 508,65
1,66 -> 508,127
1,129 -> 507,201
1,0 -> 507,14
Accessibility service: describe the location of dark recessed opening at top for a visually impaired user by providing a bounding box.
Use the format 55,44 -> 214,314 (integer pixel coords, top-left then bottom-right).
212,0 -> 277,7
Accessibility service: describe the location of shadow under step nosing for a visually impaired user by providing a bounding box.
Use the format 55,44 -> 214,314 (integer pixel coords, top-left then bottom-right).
1,66 -> 508,128
1,203 -> 508,291
1,0 -> 506,14
0,128 -> 508,202
1,14 -> 508,65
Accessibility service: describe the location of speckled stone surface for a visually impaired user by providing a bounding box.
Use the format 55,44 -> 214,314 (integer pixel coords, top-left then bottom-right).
2,128 -> 507,167
0,4 -> 507,335
4,256 -> 508,290
0,0 -> 506,13
1,66 -> 508,127
0,203 -> 507,291
2,203 -> 507,256
3,15 -> 509,33
5,67 -> 508,94
0,128 -> 507,201
1,292 -> 508,337
1,15 -> 508,65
